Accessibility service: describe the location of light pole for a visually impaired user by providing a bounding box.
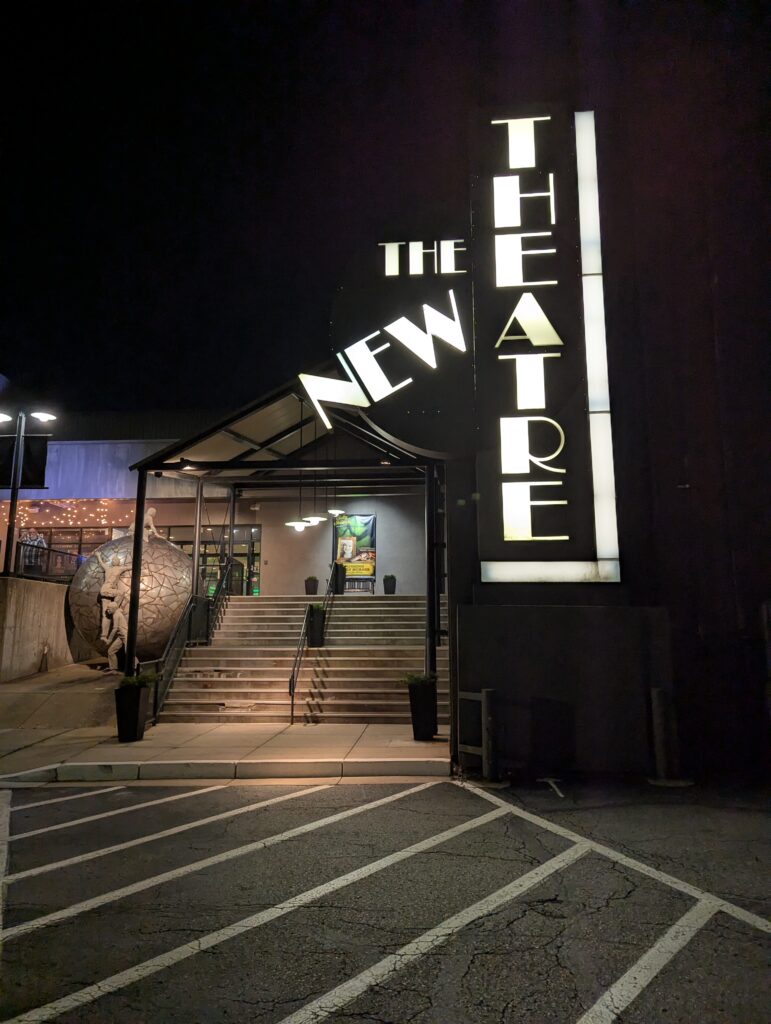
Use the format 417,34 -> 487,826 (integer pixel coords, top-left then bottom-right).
0,409 -> 57,576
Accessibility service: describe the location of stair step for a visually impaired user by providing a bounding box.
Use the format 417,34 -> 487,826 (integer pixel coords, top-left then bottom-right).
159,712 -> 451,725
163,593 -> 450,724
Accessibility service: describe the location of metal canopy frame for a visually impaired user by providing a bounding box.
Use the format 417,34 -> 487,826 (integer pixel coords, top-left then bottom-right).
124,370 -> 444,685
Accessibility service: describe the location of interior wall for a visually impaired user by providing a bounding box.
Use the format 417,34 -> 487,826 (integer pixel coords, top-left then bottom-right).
255,494 -> 426,595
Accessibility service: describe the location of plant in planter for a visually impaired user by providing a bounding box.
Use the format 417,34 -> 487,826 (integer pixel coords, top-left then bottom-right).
383,574 -> 396,595
115,671 -> 155,743
307,603 -> 326,647
402,672 -> 437,741
304,575 -> 319,595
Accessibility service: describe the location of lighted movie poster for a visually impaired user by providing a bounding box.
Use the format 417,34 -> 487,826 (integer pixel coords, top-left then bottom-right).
334,514 -> 376,578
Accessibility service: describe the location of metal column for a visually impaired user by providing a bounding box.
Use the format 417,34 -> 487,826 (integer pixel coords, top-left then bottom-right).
191,478 -> 204,597
227,487 -> 236,561
2,412 -> 26,575
425,464 -> 438,677
124,468 -> 147,676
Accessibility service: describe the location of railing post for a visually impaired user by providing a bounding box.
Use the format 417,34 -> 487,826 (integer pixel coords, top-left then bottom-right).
124,468 -> 147,676
425,464 -> 438,677
481,688 -> 497,781
2,411 -> 26,576
227,486 -> 236,562
191,478 -> 204,596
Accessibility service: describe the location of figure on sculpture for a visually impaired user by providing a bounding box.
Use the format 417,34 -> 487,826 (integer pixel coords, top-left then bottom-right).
127,506 -> 161,542
95,550 -> 130,640
104,600 -> 128,671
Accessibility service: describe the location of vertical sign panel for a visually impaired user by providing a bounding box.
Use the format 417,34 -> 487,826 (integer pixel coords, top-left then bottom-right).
472,108 -> 620,583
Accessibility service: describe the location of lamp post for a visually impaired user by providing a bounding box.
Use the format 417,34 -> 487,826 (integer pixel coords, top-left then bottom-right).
0,409 -> 57,576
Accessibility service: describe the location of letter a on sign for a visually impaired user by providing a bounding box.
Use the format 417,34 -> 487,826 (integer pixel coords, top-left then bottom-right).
495,293 -> 563,349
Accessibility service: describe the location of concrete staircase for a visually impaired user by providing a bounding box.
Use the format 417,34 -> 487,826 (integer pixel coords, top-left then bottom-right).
159,595 -> 450,725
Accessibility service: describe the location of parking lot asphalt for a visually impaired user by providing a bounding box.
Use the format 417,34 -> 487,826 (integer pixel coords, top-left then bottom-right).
0,779 -> 768,1023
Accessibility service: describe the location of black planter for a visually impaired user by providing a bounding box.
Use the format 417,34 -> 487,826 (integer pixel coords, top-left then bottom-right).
307,605 -> 325,647
383,577 -> 396,595
407,679 -> 437,741
304,578 -> 319,595
333,561 -> 346,595
115,685 -> 150,743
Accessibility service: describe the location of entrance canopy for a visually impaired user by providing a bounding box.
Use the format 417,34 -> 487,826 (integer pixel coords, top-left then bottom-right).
124,375 -> 444,675
131,376 -> 431,498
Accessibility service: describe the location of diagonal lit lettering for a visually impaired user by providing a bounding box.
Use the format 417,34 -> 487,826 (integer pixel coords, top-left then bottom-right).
383,290 -> 466,369
298,357 -> 371,430
343,331 -> 412,403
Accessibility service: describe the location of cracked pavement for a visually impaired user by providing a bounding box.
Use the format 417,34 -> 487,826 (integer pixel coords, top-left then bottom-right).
0,779 -> 768,1023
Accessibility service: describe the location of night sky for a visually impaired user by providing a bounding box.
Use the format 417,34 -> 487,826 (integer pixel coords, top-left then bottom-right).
1,1 -> 766,415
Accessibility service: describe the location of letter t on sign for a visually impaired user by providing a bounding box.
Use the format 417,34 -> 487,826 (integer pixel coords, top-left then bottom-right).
491,116 -> 551,169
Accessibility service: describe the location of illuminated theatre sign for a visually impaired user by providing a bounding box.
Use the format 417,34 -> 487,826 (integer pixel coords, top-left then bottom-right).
299,108 -> 620,585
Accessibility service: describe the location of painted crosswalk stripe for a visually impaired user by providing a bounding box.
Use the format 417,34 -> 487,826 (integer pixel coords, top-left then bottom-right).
1,780 -> 438,942
9,784 -> 226,840
576,899 -> 719,1023
6,785 -> 332,882
11,787 -> 125,811
277,842 -> 591,1024
0,796 -> 503,1024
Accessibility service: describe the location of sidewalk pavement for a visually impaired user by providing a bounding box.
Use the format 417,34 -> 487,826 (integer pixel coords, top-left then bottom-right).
0,722 -> 450,783
0,665 -> 450,784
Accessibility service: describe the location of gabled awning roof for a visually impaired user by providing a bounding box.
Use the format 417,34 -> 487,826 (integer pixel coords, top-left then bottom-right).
131,371 -> 428,494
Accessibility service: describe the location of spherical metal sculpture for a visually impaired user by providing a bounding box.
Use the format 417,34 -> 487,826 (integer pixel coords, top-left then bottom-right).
68,536 -> 192,661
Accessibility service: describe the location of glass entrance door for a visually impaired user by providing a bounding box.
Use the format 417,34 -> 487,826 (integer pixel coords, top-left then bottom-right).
165,525 -> 261,596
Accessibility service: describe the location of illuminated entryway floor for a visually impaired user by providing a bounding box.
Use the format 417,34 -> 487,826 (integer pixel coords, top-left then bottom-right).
0,723 -> 450,782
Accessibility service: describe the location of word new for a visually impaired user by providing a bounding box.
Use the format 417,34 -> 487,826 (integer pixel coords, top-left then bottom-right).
299,290 -> 466,429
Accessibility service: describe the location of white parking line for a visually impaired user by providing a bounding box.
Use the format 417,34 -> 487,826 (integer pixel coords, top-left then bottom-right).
11,787 -> 125,811
1,781 -> 438,942
464,782 -> 771,935
10,784 -> 226,840
277,842 -> 591,1024
0,790 -> 10,934
0,794 -> 501,1024
7,785 -> 332,882
576,899 -> 719,1023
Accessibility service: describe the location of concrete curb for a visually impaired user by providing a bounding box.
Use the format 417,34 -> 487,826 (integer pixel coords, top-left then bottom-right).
1,758 -> 451,783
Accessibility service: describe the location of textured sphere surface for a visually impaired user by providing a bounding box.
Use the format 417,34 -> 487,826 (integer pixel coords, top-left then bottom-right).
68,536 -> 192,660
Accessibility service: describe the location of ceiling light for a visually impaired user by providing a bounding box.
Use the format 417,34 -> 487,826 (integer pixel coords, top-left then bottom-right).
0,413 -> 12,423
31,411 -> 56,422
327,508 -> 345,517
285,520 -> 307,532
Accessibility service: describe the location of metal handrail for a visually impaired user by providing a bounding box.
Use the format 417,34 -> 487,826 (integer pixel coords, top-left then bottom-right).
207,558 -> 234,642
149,559 -> 235,723
321,568 -> 335,630
288,603 -> 311,725
15,542 -> 83,582
150,594 -> 197,723
288,573 -> 335,724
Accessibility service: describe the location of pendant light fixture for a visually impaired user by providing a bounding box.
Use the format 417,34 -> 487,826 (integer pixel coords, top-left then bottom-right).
327,415 -> 345,517
285,400 -> 308,531
303,416 -> 327,524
